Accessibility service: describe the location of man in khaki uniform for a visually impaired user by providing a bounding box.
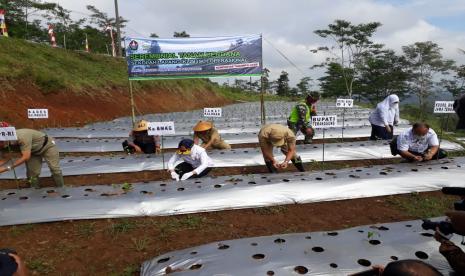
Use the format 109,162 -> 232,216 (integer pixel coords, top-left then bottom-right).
0,127 -> 64,188
258,124 -> 305,173
193,121 -> 231,150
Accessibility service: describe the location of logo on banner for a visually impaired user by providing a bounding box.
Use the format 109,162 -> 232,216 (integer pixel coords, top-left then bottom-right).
336,99 -> 354,108
0,127 -> 17,141
311,115 -> 338,129
129,40 -> 138,50
28,109 -> 49,119
147,122 -> 175,136
203,108 -> 222,118
433,101 -> 455,113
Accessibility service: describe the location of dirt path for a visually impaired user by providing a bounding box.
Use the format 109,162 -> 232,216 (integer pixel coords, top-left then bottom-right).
0,191 -> 453,275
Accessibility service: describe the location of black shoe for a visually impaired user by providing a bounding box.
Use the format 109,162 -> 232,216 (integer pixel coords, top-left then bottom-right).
291,157 -> 305,172
265,161 -> 278,173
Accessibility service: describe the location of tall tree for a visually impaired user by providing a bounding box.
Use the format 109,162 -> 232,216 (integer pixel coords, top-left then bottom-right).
358,50 -> 409,103
296,76 -> 312,96
319,62 -> 354,98
402,41 -> 454,110
276,71 -> 290,96
173,31 -> 190,38
311,19 -> 383,98
443,65 -> 465,98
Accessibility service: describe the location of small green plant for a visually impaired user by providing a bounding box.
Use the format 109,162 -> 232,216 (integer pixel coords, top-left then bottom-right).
253,205 -> 288,215
386,193 -> 456,218
108,219 -> 136,236
76,222 -> 96,238
9,224 -> 34,237
121,182 -> 133,192
27,259 -> 54,274
131,236 -> 151,252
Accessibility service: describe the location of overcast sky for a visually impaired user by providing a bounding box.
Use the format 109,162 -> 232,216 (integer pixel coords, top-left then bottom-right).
54,0 -> 465,86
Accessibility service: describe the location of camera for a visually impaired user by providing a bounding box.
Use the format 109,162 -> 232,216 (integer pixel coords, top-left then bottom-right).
421,220 -> 455,236
442,187 -> 465,211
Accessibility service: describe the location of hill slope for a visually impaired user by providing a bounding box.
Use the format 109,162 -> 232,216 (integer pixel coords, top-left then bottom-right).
0,38 -> 257,128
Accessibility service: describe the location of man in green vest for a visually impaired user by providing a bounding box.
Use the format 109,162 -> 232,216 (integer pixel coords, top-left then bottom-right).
287,92 -> 320,144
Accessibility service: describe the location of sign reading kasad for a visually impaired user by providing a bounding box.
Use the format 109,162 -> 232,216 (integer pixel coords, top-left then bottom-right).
204,108 -> 222,118
147,122 -> 175,136
434,101 -> 455,113
336,99 -> 354,108
0,127 -> 17,141
28,109 -> 49,119
312,115 -> 338,129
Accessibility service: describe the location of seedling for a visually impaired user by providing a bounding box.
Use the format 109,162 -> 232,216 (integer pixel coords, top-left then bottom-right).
121,182 -> 133,192
131,236 -> 151,252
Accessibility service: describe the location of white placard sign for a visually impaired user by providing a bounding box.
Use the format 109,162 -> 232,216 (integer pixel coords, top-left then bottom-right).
336,99 -> 354,108
203,108 -> 222,117
433,101 -> 455,113
147,122 -> 175,136
0,127 -> 18,141
27,109 -> 49,119
311,115 -> 338,129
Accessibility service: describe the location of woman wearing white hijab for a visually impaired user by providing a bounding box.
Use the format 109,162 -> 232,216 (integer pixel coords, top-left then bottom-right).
369,94 -> 400,140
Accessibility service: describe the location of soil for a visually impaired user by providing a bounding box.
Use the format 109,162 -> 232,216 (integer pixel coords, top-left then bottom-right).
0,158 -> 400,190
0,191 -> 451,275
0,83 -> 232,129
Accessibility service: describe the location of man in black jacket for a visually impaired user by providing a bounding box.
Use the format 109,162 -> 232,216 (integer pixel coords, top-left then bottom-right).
454,94 -> 465,130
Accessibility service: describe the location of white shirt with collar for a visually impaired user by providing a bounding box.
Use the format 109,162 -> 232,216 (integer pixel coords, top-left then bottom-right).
397,127 -> 439,153
168,144 -> 213,174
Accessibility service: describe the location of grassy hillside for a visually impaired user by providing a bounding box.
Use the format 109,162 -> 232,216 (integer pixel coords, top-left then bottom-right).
0,37 -> 281,102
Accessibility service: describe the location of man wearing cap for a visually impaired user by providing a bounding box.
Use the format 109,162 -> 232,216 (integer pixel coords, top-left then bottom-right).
168,138 -> 214,181
287,92 -> 320,144
122,120 -> 161,154
258,124 -> 305,173
193,121 -> 231,150
0,125 -> 64,188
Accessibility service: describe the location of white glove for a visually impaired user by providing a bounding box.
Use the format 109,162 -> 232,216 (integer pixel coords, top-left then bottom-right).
181,171 -> 194,181
170,171 -> 180,181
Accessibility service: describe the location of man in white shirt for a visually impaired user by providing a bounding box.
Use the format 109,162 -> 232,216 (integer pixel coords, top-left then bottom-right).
168,138 -> 214,181
390,122 -> 447,162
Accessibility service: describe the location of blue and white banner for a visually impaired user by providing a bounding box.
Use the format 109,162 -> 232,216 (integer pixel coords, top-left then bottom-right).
125,35 -> 262,80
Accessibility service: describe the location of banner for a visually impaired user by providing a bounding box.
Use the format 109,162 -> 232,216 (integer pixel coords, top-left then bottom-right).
0,9 -> 8,37
125,35 -> 262,80
336,99 -> 354,108
28,109 -> 49,119
0,127 -> 17,141
434,101 -> 455,114
312,115 -> 338,129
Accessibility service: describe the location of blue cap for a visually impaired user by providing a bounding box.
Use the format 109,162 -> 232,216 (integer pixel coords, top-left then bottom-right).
0,252 -> 18,276
178,138 -> 194,149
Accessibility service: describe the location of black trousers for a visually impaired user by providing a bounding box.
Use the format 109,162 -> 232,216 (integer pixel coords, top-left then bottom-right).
370,124 -> 393,140
390,138 -> 447,160
122,140 -> 156,154
175,162 -> 212,178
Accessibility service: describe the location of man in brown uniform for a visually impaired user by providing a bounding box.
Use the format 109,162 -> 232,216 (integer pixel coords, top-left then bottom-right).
0,127 -> 64,188
258,124 -> 305,173
193,121 -> 231,150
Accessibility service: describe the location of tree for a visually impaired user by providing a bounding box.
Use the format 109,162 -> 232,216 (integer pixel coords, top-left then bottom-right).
296,77 -> 312,96
443,65 -> 465,98
173,31 -> 190,38
149,33 -> 159,38
261,68 -> 271,93
319,62 -> 354,98
311,19 -> 383,98
402,41 -> 454,110
276,71 -> 290,96
358,50 -> 409,103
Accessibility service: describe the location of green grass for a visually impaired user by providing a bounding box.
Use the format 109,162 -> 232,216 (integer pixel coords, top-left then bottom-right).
27,258 -> 54,274
75,222 -> 96,238
131,236 -> 151,252
107,219 -> 137,236
0,37 -> 289,103
253,205 -> 288,215
386,193 -> 456,218
8,224 -> 35,237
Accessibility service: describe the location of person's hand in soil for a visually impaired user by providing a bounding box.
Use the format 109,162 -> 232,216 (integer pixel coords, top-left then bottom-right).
133,145 -> 143,153
279,161 -> 289,169
155,146 -> 161,154
413,156 -> 423,162
272,160 -> 280,169
181,171 -> 194,181
170,171 -> 180,181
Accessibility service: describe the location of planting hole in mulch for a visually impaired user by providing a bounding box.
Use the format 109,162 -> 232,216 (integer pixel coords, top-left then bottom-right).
294,266 -> 309,274
391,256 -> 399,261
157,257 -> 170,263
415,251 -> 429,260
369,240 -> 381,245
358,259 -> 371,267
327,232 -> 338,236
267,271 -> 275,275
252,253 -> 265,260
189,264 -> 202,270
421,233 -> 434,237
312,246 -> 324,253
218,244 -> 229,250
274,238 -> 285,244
330,263 -> 338,268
